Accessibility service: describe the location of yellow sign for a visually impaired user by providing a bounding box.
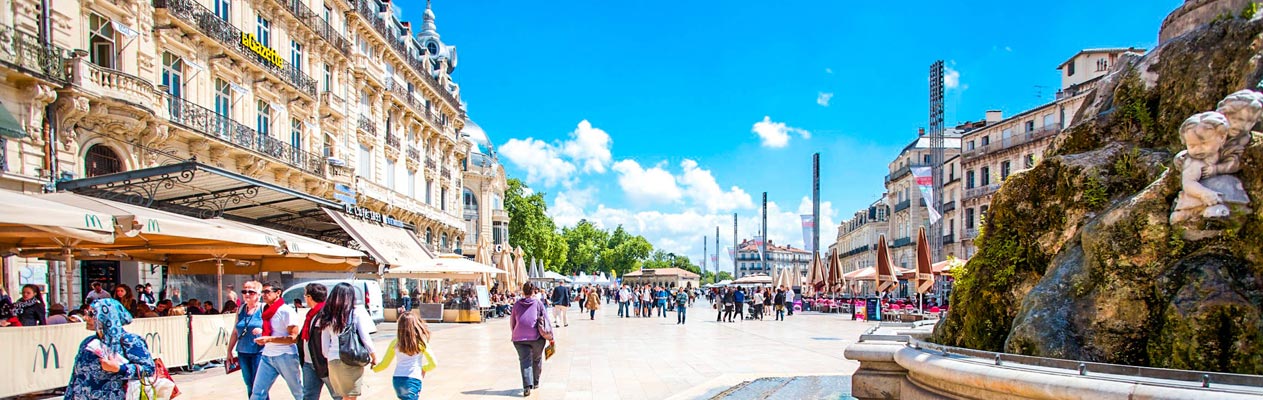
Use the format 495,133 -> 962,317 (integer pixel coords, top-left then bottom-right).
241,33 -> 284,68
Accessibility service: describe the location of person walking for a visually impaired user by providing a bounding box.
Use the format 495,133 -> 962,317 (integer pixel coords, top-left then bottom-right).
250,283 -> 304,400
584,286 -> 601,320
675,289 -> 689,324
227,281 -> 266,398
617,285 -> 631,318
63,298 -> 155,400
733,287 -> 746,321
298,283 -> 341,400
320,283 -> 378,400
654,287 -> 669,318
721,288 -> 735,322
397,287 -> 412,313
391,313 -> 432,400
14,284 -> 46,326
774,288 -> 787,321
509,282 -> 551,397
548,284 -> 571,328
785,287 -> 796,316
640,286 -> 652,317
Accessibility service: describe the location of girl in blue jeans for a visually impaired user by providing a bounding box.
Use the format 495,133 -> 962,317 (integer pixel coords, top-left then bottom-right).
393,312 -> 432,400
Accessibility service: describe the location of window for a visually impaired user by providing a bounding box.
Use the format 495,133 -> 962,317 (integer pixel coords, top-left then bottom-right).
967,140 -> 975,151
1024,121 -> 1035,132
323,64 -> 332,92
425,228 -> 433,244
980,135 -> 990,146
425,181 -> 433,204
357,145 -> 372,179
386,159 -> 396,188
213,78 -> 232,135
257,15 -> 271,46
290,118 -> 303,151
1067,60 -> 1076,76
1025,153 -> 1036,168
980,205 -> 989,220
85,145 -> 123,177
407,170 -> 416,197
256,100 -> 271,137
215,0 -> 230,21
441,187 -> 448,211
1001,160 -> 1011,180
291,41 -> 303,72
440,233 -> 448,249
324,4 -> 333,27
1043,114 -> 1055,129
161,52 -> 184,98
965,208 -> 975,229
966,170 -> 974,189
980,166 -> 990,186
923,154 -> 931,164
1096,58 -> 1108,71
89,13 -> 117,68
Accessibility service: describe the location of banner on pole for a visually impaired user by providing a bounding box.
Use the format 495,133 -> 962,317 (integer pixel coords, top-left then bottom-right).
800,214 -> 816,252
911,167 -> 942,224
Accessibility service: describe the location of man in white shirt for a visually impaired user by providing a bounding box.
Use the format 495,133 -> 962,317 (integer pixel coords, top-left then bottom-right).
617,285 -> 632,318
249,282 -> 304,400
84,282 -> 110,305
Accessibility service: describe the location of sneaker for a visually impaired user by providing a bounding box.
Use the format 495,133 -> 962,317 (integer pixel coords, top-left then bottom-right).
523,387 -> 531,397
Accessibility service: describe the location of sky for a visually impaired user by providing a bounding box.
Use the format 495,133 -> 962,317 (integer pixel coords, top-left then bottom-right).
396,0 -> 1181,272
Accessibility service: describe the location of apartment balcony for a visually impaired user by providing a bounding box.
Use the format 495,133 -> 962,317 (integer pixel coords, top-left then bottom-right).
68,58 -> 156,107
406,146 -> 420,162
161,93 -> 324,176
491,208 -> 509,222
357,177 -> 463,229
268,0 -> 351,56
320,91 -> 345,118
885,163 -> 931,184
964,183 -> 1002,200
963,127 -> 1061,162
891,237 -> 913,248
155,0 -> 316,96
942,200 -> 956,213
942,233 -> 955,244
841,245 -> 870,258
894,199 -> 911,213
425,155 -> 436,170
0,24 -> 69,83
964,228 -> 980,240
385,131 -> 400,149
357,115 -> 376,135
350,0 -> 463,118
441,166 -> 451,179
327,163 -> 354,184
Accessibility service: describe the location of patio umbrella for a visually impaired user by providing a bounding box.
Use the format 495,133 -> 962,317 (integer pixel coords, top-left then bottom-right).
914,227 -> 935,311
874,234 -> 899,294
516,251 -> 529,289
807,252 -> 825,295
0,189 -> 117,305
827,248 -> 844,295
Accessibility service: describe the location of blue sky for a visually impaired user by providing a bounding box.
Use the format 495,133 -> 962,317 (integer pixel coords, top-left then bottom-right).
398,0 -> 1180,270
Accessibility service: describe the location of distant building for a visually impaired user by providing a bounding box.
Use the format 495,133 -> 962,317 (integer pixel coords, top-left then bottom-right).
734,239 -> 811,279
623,268 -> 700,289
830,200 -> 890,294
883,128 -> 964,269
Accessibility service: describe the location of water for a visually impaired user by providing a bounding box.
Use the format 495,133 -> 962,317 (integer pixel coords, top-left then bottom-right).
709,375 -> 856,400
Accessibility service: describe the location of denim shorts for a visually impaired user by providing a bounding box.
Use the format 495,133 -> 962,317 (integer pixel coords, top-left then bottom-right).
392,376 -> 423,400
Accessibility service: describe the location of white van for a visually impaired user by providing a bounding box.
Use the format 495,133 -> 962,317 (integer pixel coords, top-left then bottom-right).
282,279 -> 385,327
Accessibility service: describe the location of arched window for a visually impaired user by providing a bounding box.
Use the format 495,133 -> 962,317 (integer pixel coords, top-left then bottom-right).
85,144 -> 123,177
425,228 -> 433,244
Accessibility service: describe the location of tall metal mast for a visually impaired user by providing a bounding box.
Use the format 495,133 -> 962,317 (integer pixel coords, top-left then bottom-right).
929,60 -> 946,260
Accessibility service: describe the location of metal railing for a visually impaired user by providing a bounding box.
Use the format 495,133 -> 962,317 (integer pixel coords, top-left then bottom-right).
891,237 -> 913,248
0,24 -> 69,82
964,184 -> 1001,200
942,234 -> 955,244
383,79 -> 446,130
964,127 -> 1060,161
350,0 -> 462,118
425,155 -> 436,169
162,93 -> 324,175
942,200 -> 956,213
441,166 -> 451,179
886,163 -> 931,184
155,0 -> 316,96
964,228 -> 980,240
406,146 -> 420,161
385,131 -> 400,149
269,0 -> 351,55
0,138 -> 7,172
357,115 -> 376,135
894,199 -> 911,213
841,245 -> 870,258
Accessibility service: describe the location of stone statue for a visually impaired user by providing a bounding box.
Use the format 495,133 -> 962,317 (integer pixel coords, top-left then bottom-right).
1169,89 -> 1262,225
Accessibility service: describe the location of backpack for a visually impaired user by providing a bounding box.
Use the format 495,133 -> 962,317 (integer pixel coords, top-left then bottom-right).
337,311 -> 372,367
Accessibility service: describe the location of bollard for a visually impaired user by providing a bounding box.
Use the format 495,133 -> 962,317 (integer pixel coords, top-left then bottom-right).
1078,363 -> 1087,375
1202,374 -> 1210,388
995,354 -> 1002,366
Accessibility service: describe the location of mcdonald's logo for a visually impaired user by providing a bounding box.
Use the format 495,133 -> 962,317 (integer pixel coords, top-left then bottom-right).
146,219 -> 161,233
84,214 -> 105,230
213,327 -> 232,347
144,332 -> 162,354
33,343 -> 60,372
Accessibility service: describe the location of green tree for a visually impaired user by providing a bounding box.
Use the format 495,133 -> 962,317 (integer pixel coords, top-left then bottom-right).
504,178 -> 565,268
600,227 -> 652,277
561,220 -> 609,274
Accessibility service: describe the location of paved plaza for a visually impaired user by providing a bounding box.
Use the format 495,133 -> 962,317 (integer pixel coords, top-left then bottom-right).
164,303 -> 871,400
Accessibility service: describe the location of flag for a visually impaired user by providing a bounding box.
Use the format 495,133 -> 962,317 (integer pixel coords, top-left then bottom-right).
800,214 -> 816,252
911,167 -> 941,224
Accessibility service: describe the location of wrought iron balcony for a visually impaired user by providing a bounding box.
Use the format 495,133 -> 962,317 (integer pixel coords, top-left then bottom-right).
350,0 -> 462,118
841,245 -> 870,258
942,233 -> 956,244
964,228 -> 980,240
441,166 -> 451,179
385,131 -> 400,149
891,237 -> 913,248
162,93 -> 324,176
894,199 -> 911,213
155,0 -> 316,96
384,80 -> 447,130
357,115 -> 376,135
964,183 -> 1001,200
406,146 -> 420,161
0,24 -> 69,83
885,163 -> 931,184
942,200 -> 957,213
269,0 -> 351,55
425,156 -> 436,169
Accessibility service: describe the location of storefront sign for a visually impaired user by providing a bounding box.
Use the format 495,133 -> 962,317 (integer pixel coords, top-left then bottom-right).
240,33 -> 284,68
342,203 -> 406,228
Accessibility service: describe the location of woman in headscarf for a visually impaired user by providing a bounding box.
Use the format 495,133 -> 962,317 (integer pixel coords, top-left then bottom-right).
64,298 -> 155,400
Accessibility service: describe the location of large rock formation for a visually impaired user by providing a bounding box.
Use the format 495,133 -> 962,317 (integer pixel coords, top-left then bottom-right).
933,5 -> 1263,374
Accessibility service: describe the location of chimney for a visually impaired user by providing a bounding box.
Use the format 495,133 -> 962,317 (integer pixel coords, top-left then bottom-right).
918,128 -> 925,136
985,110 -> 1003,123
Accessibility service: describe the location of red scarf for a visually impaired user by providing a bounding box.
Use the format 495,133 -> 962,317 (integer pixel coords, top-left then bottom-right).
301,302 -> 324,340
261,298 -> 284,336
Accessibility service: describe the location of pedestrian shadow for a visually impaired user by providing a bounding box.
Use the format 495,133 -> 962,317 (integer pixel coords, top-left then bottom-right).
461,388 -> 522,397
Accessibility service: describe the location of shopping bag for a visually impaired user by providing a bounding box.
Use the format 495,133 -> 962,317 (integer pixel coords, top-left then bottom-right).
125,373 -> 156,400
153,358 -> 181,399
543,340 -> 555,360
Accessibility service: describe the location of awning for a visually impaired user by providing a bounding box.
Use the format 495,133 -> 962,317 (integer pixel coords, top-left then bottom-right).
383,254 -> 503,279
0,189 -> 115,246
326,208 -> 432,269
0,101 -> 27,139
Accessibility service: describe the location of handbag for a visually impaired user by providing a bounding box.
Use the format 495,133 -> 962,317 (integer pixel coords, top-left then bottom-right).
224,357 -> 240,374
543,340 -> 555,360
535,306 -> 553,341
153,358 -> 181,399
338,311 -> 372,367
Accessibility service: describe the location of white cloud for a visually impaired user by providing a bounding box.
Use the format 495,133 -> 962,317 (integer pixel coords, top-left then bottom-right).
816,92 -> 834,107
499,137 -> 577,187
611,160 -> 682,205
1004,46 -> 1012,52
678,159 -> 754,213
825,68 -> 833,74
561,120 -> 612,174
751,116 -> 810,148
944,66 -> 961,90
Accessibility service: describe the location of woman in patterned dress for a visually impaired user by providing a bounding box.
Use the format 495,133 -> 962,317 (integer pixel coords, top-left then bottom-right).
64,298 -> 155,400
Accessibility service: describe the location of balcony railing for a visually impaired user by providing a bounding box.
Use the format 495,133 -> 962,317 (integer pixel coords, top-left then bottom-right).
350,0 -> 462,118
269,0 -> 351,55
425,156 -> 436,169
891,237 -> 913,248
964,228 -> 980,240
964,183 -> 1001,200
329,163 -> 354,179
441,166 -> 451,179
383,80 -> 447,131
964,127 -> 1060,161
943,234 -> 955,244
942,200 -> 957,213
894,199 -> 911,213
357,115 -> 376,135
155,0 -> 316,96
491,209 -> 509,221
72,59 -> 157,107
406,146 -> 420,161
162,93 -> 324,176
0,24 -> 69,82
321,91 -> 344,114
385,131 -> 400,149
841,245 -> 870,258
885,163 -> 931,184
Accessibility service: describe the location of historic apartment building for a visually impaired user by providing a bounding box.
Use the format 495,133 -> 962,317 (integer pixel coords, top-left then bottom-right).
830,199 -> 890,292
734,238 -> 811,279
959,48 -> 1143,257
883,129 -> 963,269
459,121 -> 510,251
1,0 -> 506,295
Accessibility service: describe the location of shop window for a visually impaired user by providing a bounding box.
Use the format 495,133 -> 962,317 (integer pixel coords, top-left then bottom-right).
85,145 -> 123,177
89,13 -> 117,69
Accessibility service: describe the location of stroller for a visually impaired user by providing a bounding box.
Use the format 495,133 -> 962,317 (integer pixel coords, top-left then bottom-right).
749,302 -> 764,320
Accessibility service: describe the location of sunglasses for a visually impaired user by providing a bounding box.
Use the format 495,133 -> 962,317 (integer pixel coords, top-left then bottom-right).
241,290 -> 258,295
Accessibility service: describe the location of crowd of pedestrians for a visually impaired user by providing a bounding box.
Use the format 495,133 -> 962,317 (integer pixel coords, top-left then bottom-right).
710,286 -> 798,323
